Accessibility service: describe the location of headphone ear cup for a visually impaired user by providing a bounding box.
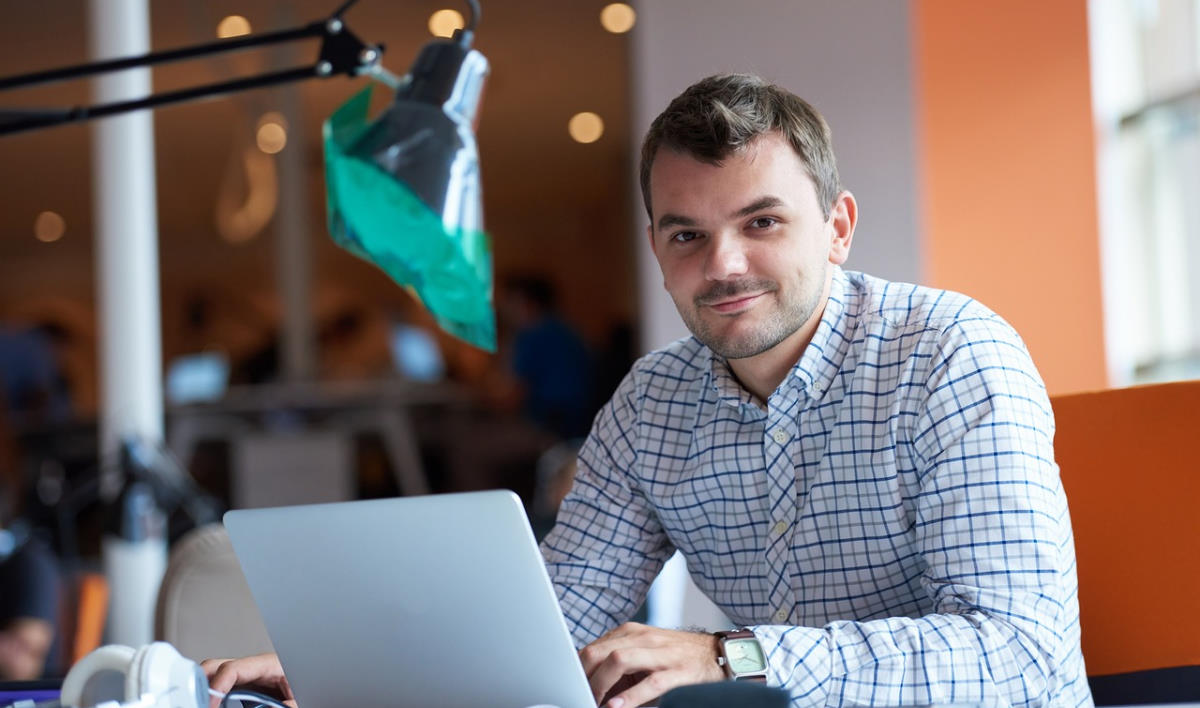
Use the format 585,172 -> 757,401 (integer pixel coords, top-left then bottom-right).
61,644 -> 137,708
128,642 -> 208,708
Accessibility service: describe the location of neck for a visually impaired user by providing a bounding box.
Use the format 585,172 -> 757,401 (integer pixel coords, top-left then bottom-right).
727,272 -> 833,404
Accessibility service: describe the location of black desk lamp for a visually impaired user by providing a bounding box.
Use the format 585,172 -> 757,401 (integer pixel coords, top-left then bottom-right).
0,0 -> 495,350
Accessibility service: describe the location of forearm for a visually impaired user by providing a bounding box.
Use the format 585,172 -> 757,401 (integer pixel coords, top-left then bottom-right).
543,522 -> 671,647
749,608 -> 1062,707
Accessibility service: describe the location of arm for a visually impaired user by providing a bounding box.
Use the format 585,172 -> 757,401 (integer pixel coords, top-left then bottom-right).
748,316 -> 1085,707
540,370 -> 675,646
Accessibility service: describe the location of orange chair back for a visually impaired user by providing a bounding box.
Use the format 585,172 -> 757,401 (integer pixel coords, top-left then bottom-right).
70,572 -> 109,664
1052,380 -> 1200,676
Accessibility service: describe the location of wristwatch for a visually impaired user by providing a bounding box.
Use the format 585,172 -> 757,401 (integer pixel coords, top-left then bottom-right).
714,629 -> 768,682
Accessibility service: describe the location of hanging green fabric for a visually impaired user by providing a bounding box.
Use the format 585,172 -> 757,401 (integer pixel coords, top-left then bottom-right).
323,85 -> 495,351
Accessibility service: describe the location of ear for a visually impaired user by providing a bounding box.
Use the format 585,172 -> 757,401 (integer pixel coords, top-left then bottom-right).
645,223 -> 657,258
826,190 -> 857,266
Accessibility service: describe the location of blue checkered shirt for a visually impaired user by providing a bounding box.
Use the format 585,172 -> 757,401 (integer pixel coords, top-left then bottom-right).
541,267 -> 1092,707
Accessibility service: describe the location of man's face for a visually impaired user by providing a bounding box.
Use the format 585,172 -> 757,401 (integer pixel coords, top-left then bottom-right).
647,132 -> 847,360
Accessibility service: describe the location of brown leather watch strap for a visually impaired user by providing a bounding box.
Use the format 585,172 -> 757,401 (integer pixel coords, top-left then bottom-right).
714,628 -> 755,640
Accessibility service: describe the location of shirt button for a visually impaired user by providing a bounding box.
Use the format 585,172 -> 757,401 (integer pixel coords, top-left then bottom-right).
773,607 -> 788,623
771,521 -> 788,536
771,429 -> 788,444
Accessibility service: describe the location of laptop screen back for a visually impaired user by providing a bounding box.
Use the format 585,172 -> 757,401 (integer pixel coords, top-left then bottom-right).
223,491 -> 595,708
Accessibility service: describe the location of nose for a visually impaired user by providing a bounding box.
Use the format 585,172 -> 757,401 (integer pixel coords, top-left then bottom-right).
704,232 -> 749,281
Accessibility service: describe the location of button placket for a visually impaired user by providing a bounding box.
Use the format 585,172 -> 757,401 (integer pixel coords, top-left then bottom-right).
762,412 -> 796,629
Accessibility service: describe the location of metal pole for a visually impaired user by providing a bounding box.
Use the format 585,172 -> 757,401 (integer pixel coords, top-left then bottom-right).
276,89 -> 316,381
88,0 -> 167,648
274,7 -> 317,382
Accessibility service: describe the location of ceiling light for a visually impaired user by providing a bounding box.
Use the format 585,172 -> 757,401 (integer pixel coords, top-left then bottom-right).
568,112 -> 604,143
34,211 -> 65,242
429,9 -> 465,38
600,3 -> 636,34
217,15 -> 252,39
256,112 -> 288,154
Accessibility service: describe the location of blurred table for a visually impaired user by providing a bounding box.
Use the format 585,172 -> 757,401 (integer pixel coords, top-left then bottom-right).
167,378 -> 473,505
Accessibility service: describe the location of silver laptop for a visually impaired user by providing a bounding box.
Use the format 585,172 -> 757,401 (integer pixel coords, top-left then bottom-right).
224,490 -> 597,708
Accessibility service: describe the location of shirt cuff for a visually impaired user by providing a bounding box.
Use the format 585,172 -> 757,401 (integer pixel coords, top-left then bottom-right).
745,624 -> 833,704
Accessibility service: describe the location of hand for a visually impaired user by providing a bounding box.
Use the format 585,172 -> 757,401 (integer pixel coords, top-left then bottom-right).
201,653 -> 296,708
578,622 -> 726,708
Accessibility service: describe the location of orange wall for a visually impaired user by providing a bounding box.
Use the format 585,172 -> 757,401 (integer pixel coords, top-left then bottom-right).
914,0 -> 1107,395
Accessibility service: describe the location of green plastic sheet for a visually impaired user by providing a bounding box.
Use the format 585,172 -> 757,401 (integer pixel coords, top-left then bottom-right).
323,85 -> 496,351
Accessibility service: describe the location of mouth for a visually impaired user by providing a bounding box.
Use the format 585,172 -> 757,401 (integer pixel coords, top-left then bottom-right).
705,292 -> 764,314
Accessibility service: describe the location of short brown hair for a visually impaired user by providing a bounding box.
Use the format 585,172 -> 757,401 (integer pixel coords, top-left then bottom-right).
639,74 -> 841,220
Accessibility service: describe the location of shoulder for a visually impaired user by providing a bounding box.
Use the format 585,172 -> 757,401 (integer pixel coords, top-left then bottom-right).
627,336 -> 709,389
845,270 -> 1004,336
842,270 -> 1042,392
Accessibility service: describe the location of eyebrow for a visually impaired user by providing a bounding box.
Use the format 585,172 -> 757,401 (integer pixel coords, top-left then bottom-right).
655,195 -> 787,232
733,195 -> 786,218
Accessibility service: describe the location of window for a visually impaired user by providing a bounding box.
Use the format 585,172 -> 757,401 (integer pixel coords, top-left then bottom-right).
1091,0 -> 1200,384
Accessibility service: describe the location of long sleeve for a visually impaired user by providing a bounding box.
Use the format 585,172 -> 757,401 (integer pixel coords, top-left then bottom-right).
541,369 -> 676,647
747,316 -> 1088,707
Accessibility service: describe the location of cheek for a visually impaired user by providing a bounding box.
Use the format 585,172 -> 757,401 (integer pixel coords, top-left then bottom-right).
658,257 -> 695,292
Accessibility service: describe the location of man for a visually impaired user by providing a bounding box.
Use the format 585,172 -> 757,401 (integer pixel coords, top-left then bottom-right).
545,73 -> 1089,707
206,74 -> 1091,707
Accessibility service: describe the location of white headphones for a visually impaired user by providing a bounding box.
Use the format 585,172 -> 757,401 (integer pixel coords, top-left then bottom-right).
60,642 -> 208,708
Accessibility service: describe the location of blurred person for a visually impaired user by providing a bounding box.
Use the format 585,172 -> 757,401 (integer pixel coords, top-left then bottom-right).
317,307 -> 394,382
0,406 -> 60,680
497,275 -> 593,440
0,323 -> 72,427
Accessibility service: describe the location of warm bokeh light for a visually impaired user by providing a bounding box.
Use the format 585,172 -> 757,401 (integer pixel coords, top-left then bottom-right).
429,9 -> 465,38
217,15 -> 252,39
256,112 -> 288,154
600,3 -> 636,33
568,112 -> 605,143
34,211 -> 65,243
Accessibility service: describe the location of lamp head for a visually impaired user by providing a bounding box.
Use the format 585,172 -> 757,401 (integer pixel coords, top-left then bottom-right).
324,35 -> 494,350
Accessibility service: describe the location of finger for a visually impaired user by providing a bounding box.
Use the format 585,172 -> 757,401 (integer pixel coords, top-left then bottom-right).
206,654 -> 283,695
207,661 -> 240,696
599,622 -> 647,642
200,658 -> 231,678
587,647 -> 659,704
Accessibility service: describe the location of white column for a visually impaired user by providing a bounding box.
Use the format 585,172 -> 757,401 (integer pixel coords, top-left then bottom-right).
88,0 -> 167,648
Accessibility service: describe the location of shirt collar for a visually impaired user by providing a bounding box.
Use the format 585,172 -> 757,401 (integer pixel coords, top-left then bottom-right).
786,265 -> 852,401
703,266 -> 854,407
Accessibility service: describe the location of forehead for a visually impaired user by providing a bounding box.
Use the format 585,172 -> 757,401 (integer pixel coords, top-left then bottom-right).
648,132 -> 817,219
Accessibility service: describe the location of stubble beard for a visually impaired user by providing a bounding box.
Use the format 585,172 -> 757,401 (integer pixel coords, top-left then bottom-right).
680,263 -> 827,360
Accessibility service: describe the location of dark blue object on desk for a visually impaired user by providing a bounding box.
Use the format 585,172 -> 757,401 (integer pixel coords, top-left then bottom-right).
660,682 -> 789,708
659,682 -> 989,708
0,679 -> 61,707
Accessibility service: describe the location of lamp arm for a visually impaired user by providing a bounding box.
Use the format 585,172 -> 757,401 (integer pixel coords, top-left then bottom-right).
0,21 -> 327,93
458,0 -> 481,46
0,12 -> 379,137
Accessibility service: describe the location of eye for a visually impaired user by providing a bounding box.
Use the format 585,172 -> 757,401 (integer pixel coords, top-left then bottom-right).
749,217 -> 777,230
670,230 -> 701,243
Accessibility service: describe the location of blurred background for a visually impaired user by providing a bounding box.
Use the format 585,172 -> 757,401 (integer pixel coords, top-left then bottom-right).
0,0 -> 1196,681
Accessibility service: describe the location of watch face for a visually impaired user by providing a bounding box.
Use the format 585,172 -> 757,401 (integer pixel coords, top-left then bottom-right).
725,637 -> 766,675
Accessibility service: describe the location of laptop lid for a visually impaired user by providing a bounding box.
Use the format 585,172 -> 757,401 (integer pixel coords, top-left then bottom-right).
223,490 -> 596,708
